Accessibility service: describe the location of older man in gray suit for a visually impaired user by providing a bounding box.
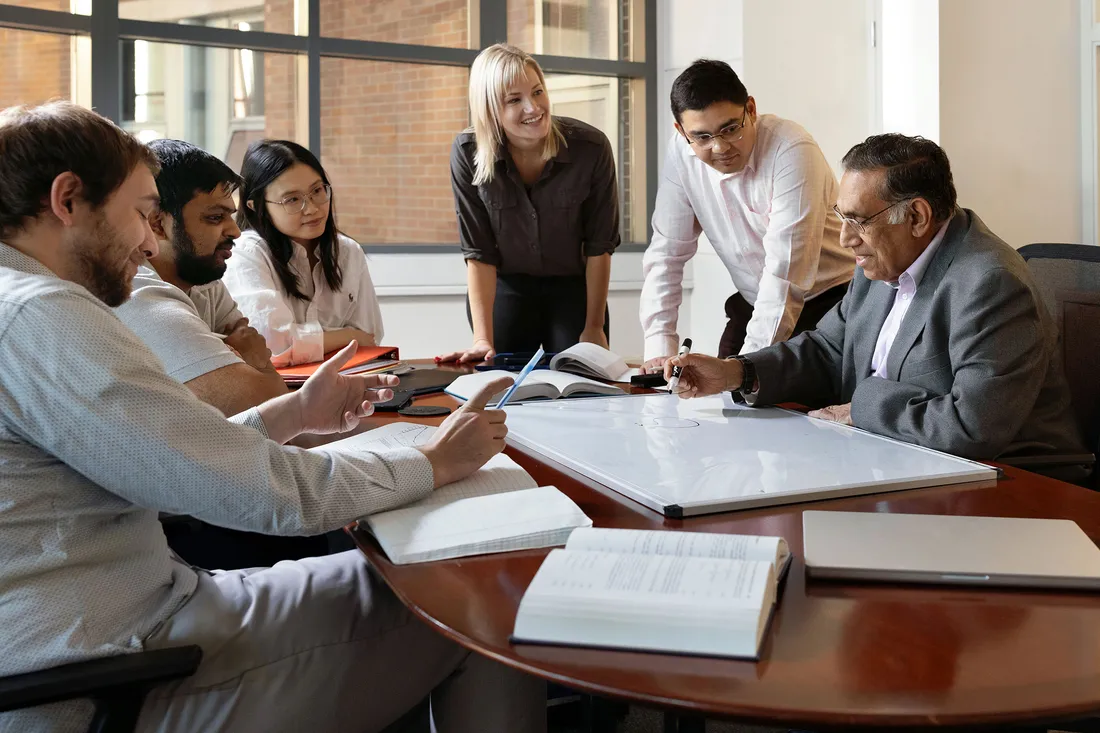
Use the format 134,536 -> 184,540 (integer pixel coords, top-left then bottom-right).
666,133 -> 1086,465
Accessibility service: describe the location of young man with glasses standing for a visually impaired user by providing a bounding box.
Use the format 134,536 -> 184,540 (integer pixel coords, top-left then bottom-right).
640,59 -> 855,372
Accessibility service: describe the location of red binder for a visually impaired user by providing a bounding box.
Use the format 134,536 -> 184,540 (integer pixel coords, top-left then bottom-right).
276,345 -> 400,385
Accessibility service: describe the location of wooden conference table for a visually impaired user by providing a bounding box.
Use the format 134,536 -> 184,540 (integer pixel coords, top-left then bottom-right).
349,364 -> 1100,730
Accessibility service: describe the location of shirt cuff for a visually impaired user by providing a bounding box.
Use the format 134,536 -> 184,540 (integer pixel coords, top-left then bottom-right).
228,407 -> 270,438
362,447 -> 435,515
644,334 -> 681,362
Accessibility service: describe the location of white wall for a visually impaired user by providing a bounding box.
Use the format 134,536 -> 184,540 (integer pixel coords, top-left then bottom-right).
881,0 -> 939,140
939,0 -> 1081,247
743,0 -> 877,174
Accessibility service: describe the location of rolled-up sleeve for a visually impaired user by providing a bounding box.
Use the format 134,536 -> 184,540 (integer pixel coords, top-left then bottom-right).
581,133 -> 621,256
223,239 -> 325,366
451,137 -> 501,268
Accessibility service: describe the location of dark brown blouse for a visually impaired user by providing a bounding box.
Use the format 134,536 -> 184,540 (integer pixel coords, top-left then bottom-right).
450,116 -> 621,277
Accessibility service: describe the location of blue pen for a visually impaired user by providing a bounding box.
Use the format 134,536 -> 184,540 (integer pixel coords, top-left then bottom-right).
494,347 -> 545,409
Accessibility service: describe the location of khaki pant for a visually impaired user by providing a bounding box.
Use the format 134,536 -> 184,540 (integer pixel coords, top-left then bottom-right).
138,551 -> 546,733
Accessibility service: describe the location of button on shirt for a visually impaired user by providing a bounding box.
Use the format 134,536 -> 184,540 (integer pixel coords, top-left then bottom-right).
869,220 -> 951,378
450,116 -> 621,277
223,230 -> 384,367
0,242 -> 432,731
640,115 -> 856,359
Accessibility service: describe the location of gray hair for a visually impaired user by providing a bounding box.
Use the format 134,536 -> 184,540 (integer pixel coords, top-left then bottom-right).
841,133 -> 957,223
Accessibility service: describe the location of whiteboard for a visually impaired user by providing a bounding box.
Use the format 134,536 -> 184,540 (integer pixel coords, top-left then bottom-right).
503,394 -> 997,517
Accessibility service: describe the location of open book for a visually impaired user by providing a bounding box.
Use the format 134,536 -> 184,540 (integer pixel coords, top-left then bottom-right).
549,342 -> 641,383
446,369 -> 625,403
315,423 -> 592,564
511,527 -> 791,660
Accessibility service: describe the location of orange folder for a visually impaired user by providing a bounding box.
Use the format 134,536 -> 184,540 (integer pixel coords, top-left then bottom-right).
276,345 -> 400,384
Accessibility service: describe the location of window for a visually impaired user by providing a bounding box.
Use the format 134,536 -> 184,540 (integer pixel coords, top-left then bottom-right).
121,40 -> 306,172
0,27 -> 90,110
320,59 -> 468,244
0,0 -> 653,246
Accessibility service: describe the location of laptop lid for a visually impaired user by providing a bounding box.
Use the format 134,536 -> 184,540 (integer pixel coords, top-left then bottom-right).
803,511 -> 1100,590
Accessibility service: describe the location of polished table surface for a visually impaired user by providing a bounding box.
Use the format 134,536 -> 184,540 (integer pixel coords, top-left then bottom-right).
350,366 -> 1100,730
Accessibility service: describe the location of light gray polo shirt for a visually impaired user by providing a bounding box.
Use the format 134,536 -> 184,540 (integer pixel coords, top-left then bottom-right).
0,242 -> 434,731
114,266 -> 243,383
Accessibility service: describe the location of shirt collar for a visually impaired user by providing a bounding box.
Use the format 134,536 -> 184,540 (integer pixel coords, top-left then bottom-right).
0,241 -> 60,279
890,217 -> 952,290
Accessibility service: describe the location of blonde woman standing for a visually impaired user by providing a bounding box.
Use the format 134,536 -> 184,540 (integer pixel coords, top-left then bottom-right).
438,43 -> 620,363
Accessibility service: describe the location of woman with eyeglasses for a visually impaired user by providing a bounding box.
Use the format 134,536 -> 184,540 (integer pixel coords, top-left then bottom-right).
224,140 -> 383,367
437,43 -> 621,364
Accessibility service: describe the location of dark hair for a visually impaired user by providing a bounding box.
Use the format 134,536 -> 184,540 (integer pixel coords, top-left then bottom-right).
670,59 -> 749,123
235,139 -> 342,300
0,101 -> 158,239
146,139 -> 241,225
841,134 -> 958,223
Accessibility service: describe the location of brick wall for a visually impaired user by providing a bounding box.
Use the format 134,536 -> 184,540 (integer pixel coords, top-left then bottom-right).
0,0 -> 73,111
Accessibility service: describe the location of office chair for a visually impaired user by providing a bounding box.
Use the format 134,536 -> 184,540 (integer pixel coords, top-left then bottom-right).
0,646 -> 202,733
1009,243 -> 1100,487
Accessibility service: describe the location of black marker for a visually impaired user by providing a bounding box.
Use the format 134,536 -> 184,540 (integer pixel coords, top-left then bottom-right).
666,338 -> 692,393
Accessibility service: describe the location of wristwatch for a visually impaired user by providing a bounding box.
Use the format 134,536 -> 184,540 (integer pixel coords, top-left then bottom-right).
727,355 -> 757,394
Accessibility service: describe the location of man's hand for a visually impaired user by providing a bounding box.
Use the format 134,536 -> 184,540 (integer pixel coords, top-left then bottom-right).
664,353 -> 741,398
295,341 -> 399,434
641,356 -> 669,374
808,403 -> 853,426
436,338 -> 495,365
578,326 -> 609,349
224,317 -> 274,371
417,376 -> 513,488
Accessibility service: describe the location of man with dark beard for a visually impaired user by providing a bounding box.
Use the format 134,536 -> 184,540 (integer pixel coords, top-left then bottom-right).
115,139 -> 288,416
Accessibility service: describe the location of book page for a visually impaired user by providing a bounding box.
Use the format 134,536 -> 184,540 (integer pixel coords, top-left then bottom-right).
316,422 -> 436,453
366,485 -> 592,564
533,370 -> 625,397
565,527 -> 788,571
525,550 -> 771,610
550,342 -> 639,383
446,370 -> 554,402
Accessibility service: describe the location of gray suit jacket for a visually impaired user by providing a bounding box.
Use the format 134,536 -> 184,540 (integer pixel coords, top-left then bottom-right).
747,208 -> 1086,461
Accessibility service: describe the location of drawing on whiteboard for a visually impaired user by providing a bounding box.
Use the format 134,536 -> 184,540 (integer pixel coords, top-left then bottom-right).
635,417 -> 700,429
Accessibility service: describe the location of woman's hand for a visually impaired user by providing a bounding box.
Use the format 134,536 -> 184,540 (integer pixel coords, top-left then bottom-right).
436,338 -> 496,365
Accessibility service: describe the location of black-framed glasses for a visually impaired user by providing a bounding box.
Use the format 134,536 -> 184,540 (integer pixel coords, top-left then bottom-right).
685,109 -> 751,150
833,199 -> 913,234
267,183 -> 332,215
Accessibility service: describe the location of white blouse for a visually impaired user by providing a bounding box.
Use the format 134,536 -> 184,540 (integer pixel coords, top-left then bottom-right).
224,230 -> 384,366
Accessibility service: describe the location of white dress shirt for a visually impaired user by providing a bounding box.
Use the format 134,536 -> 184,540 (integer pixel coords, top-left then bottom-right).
640,115 -> 855,359
0,241 -> 431,731
224,230 -> 384,367
869,220 -> 951,378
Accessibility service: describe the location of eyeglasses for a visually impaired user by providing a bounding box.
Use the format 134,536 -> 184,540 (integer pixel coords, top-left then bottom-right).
832,199 -> 913,234
267,183 -> 332,215
685,109 -> 751,151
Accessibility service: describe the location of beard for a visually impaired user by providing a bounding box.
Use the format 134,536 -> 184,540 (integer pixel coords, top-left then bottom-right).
74,214 -> 133,307
173,225 -> 231,287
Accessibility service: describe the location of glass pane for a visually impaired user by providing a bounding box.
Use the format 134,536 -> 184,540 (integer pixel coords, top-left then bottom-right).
122,41 -> 306,173
320,0 -> 472,47
2,0 -> 88,14
320,59 -> 469,244
0,29 -> 91,110
120,0 -> 306,36
507,0 -> 644,61
546,73 -> 647,243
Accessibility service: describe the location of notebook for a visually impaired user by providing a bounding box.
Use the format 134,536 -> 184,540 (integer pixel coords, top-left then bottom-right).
803,510 -> 1100,589
511,528 -> 791,660
315,423 -> 592,565
277,345 -> 399,385
549,342 -> 641,383
446,369 -> 625,403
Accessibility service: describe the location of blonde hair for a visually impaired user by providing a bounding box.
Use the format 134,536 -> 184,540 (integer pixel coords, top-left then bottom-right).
467,43 -> 566,185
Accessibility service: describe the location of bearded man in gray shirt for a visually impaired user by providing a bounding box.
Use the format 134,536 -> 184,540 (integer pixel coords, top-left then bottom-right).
0,102 -> 543,733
